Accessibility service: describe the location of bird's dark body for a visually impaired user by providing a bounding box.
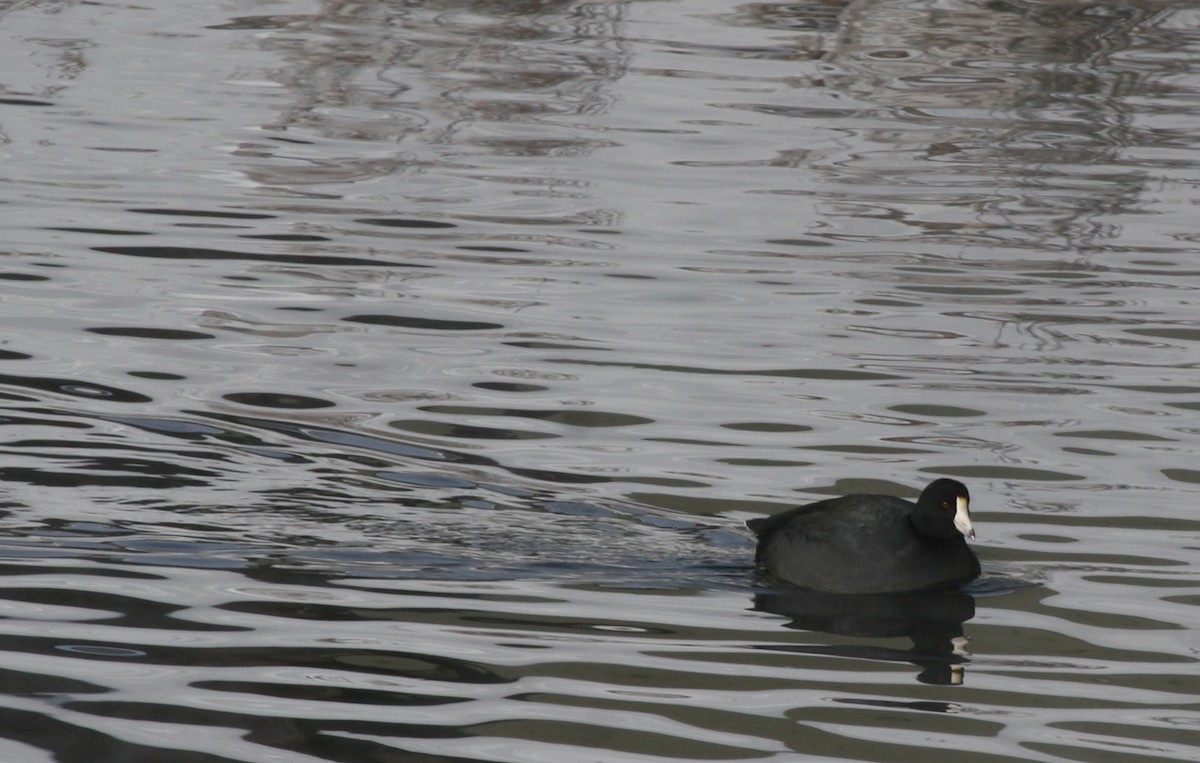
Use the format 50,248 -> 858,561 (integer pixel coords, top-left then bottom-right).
748,491 -> 980,594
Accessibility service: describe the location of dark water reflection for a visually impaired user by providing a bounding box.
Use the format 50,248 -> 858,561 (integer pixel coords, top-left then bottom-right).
0,0 -> 1198,760
754,588 -> 977,685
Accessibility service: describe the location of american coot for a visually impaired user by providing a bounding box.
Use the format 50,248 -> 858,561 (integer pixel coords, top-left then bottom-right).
747,478 -> 980,594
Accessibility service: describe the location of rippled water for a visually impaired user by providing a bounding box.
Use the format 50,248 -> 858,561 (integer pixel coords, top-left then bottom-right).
0,0 -> 1199,760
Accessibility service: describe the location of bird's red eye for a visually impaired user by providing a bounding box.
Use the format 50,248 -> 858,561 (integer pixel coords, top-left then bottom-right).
940,500 -> 952,510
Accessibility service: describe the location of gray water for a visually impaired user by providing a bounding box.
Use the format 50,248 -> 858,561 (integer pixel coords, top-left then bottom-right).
0,0 -> 1197,760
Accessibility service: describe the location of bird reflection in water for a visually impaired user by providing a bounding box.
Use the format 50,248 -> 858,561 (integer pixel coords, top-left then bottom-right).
752,588 -> 976,687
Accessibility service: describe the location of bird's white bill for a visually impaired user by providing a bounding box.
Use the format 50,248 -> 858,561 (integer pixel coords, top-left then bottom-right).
954,495 -> 976,540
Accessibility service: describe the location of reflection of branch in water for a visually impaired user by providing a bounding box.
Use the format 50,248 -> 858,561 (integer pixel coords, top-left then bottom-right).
215,1 -> 631,195
737,1 -> 1165,255
753,589 -> 974,685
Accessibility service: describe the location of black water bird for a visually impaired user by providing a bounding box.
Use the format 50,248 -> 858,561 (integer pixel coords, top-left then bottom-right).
747,478 -> 979,594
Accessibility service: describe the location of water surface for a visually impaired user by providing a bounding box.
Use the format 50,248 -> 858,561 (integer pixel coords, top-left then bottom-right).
0,0 -> 1198,761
